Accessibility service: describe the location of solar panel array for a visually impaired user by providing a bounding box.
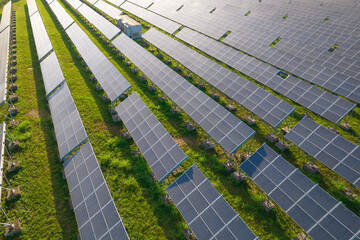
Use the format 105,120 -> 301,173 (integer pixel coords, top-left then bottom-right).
175,28 -> 356,125
48,83 -> 88,161
63,141 -> 130,240
76,3 -> 120,40
66,23 -> 131,103
93,0 -> 122,19
143,28 -> 295,129
223,32 -> 360,105
0,122 -> 6,200
49,0 -> 75,30
0,1 -> 11,106
40,51 -> 66,97
27,0 -> 38,17
28,10 -> 53,61
112,34 -> 255,155
107,0 -> 124,7
65,0 -> 83,10
120,2 -> 182,34
285,117 -> 360,189
166,164 -> 258,240
116,92 -> 188,182
240,144 -> 360,240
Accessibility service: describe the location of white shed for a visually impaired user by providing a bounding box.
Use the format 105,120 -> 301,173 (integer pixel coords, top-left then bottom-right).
117,15 -> 142,39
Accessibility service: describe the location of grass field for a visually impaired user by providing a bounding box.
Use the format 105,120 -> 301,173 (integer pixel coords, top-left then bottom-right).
1,0 -> 359,239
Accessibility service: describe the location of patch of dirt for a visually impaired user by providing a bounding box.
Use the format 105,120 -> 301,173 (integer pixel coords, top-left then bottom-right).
174,136 -> 199,149
28,67 -> 33,70
26,108 -> 50,118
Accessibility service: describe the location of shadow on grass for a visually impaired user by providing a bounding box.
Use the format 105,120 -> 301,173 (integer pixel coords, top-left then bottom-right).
25,5 -> 77,239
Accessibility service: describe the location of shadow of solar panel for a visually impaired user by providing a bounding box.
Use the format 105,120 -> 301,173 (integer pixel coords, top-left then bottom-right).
65,24 -> 130,102
63,142 -> 130,240
112,34 -> 255,155
166,164 -> 258,240
48,82 -> 88,160
29,11 -> 53,61
285,117 -> 360,189
49,0 -> 74,30
240,144 -> 360,240
77,4 -> 120,40
116,92 -> 188,182
143,28 -> 295,129
40,52 -> 65,97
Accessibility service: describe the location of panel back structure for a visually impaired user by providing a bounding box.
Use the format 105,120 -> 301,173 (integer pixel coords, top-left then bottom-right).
285,117 -> 360,189
48,82 -> 88,161
166,164 -> 258,240
49,0 -> 75,30
143,28 -> 295,131
76,4 -> 120,40
63,141 -> 130,240
240,144 -> 360,240
112,34 -> 255,156
0,122 -> 6,201
0,1 -> 11,106
175,28 -> 356,125
28,11 -> 53,61
120,2 -> 181,34
116,92 -> 188,182
66,23 -> 131,103
40,51 -> 66,97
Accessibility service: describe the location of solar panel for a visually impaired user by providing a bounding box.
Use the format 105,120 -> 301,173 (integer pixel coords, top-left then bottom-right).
94,0 -> 122,19
27,0 -> 38,17
48,82 -> 88,161
0,1 -> 11,33
63,141 -> 130,240
0,1 -> 11,106
285,117 -> 360,189
240,144 -> 360,240
107,0 -> 124,7
143,28 -> 295,129
120,2 -> 181,34
65,0 -> 83,10
77,4 -> 120,40
66,23 -> 131,103
0,122 -> 6,200
87,0 -> 99,5
112,34 -> 255,155
116,92 -> 188,182
166,164 -> 258,240
40,51 -> 65,97
49,0 -> 75,30
175,28 -> 356,125
29,11 -> 53,61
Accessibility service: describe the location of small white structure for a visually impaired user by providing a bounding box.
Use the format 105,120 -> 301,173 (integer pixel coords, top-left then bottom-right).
117,15 -> 142,39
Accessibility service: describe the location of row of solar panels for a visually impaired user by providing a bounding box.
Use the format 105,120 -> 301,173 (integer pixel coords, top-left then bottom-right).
143,28 -> 295,130
27,3 -> 130,239
240,144 -> 360,240
174,28 -> 356,125
47,0 -> 131,103
122,1 -> 360,105
63,0 -> 120,40
0,1 -> 12,106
